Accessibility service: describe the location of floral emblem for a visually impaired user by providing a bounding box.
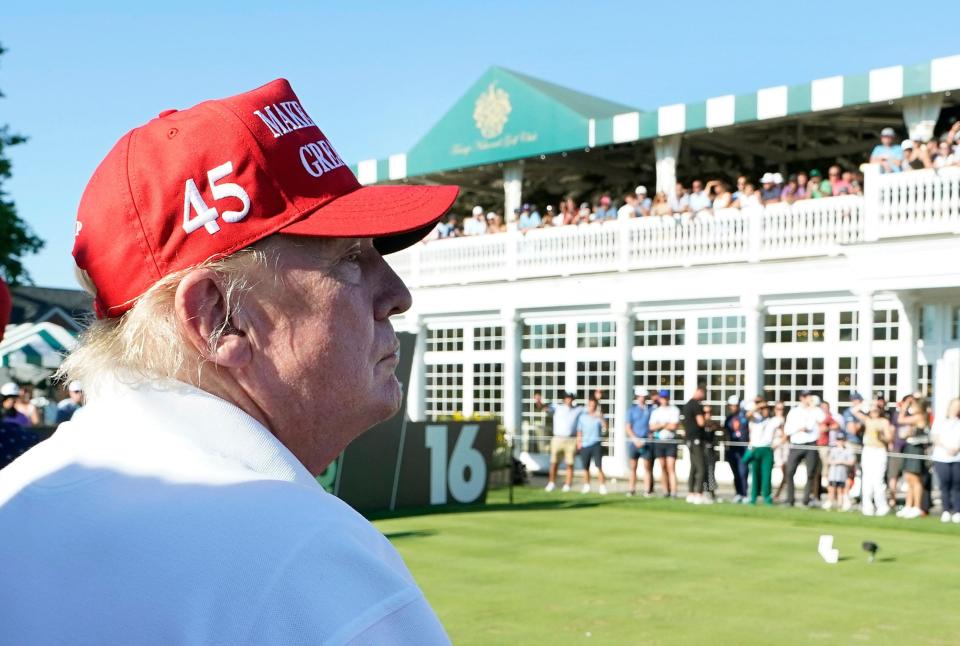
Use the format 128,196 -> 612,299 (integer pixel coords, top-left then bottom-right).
473,82 -> 511,139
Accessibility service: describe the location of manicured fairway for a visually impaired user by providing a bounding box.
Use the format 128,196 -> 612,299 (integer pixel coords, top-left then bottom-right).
373,488 -> 958,645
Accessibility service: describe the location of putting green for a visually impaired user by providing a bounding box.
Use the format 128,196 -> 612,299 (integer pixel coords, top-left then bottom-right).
373,488 -> 957,645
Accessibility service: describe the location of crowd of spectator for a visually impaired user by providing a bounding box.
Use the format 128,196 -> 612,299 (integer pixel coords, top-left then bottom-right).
0,380 -> 84,469
429,124 -> 960,240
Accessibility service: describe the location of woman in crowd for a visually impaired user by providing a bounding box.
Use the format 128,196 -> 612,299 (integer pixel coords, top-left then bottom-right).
705,180 -> 733,210
771,402 -> 790,501
650,192 -> 673,217
931,398 -> 960,523
897,395 -> 930,518
746,398 -> 781,504
861,403 -> 894,516
779,175 -> 801,204
735,183 -> 761,208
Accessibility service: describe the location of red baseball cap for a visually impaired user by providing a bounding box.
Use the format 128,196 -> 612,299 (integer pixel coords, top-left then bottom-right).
73,78 -> 458,318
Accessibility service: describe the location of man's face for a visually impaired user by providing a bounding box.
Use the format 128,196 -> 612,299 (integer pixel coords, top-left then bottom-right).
881,135 -> 893,146
587,399 -> 597,414
241,235 -> 411,473
692,181 -> 702,192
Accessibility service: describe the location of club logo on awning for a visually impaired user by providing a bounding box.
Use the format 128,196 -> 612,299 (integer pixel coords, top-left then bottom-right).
473,82 -> 511,139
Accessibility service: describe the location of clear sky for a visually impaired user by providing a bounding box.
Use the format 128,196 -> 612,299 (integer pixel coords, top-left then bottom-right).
3,0 -> 957,288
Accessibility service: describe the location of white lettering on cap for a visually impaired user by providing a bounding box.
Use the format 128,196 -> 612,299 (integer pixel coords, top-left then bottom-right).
299,138 -> 346,178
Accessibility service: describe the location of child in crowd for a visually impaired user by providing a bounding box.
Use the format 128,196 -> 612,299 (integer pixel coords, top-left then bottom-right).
825,433 -> 855,511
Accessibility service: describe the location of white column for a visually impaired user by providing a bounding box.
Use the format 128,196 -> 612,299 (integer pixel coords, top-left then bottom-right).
655,134 -> 682,197
407,314 -> 427,422
856,291 -> 874,397
742,293 -> 765,400
612,303 -> 633,474
501,308 -> 522,439
902,94 -> 943,143
897,295 -> 919,400
862,164 -> 881,242
503,162 -> 523,225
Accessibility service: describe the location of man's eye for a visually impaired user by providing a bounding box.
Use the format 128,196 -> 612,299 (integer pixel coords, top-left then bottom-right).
342,251 -> 362,264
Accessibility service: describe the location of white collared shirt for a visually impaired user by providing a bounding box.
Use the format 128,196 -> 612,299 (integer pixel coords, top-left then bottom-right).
784,404 -> 825,444
0,377 -> 449,645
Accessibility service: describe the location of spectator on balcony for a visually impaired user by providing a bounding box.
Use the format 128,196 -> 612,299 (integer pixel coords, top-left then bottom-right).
561,197 -> 578,225
828,166 -> 851,195
870,127 -> 903,173
651,192 -> 673,217
735,182 -> 761,208
807,170 -> 832,199
780,174 -> 801,204
731,175 -> 748,202
487,211 -> 506,233
759,173 -> 781,205
900,140 -> 931,171
635,186 -> 652,217
933,140 -> 960,169
706,180 -> 733,210
577,202 -> 592,223
618,193 -> 638,220
669,182 -> 691,215
688,180 -> 712,216
593,195 -> 617,221
518,204 -> 541,231
541,206 -> 556,227
464,206 -> 487,236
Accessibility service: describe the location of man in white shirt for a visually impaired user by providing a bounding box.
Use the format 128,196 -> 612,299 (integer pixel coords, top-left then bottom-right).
649,390 -> 682,497
534,391 -> 583,492
783,390 -> 827,507
0,79 -> 457,644
463,205 -> 487,235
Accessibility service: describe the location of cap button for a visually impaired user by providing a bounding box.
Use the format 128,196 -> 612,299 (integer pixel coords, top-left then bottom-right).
158,109 -> 178,118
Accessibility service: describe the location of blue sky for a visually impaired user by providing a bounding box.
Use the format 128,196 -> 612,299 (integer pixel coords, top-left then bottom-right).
3,0 -> 957,288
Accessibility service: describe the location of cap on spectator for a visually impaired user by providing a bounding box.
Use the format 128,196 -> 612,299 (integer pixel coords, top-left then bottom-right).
521,203 -> 531,212
835,431 -> 847,441
563,391 -> 576,400
485,211 -> 496,220
850,392 -> 864,401
635,185 -> 647,195
901,139 -> 914,150
810,395 -> 821,406
545,205 -> 554,212
634,386 -> 649,397
760,172 -> 775,184
880,127 -> 896,137
1,382 -> 20,398
874,391 -> 886,400
726,395 -> 740,406
772,172 -> 784,184
68,380 -> 83,393
657,389 -> 670,398
472,205 -> 484,217
513,208 -> 521,214
599,196 -> 611,206
579,202 -> 591,210
799,389 -> 813,397
809,169 -> 822,178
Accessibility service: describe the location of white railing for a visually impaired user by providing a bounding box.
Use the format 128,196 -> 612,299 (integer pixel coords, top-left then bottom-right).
390,169 -> 960,288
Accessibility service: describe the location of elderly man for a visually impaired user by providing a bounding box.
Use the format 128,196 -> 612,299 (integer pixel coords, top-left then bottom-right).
0,80 -> 457,643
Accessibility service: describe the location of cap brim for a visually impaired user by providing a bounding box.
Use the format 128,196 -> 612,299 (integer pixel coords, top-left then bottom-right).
279,184 -> 459,254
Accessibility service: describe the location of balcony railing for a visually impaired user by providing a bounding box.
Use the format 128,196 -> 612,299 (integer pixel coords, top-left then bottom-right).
389,168 -> 960,288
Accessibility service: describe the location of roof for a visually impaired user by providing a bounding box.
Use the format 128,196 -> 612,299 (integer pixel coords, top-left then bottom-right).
353,54 -> 960,184
10,286 -> 93,330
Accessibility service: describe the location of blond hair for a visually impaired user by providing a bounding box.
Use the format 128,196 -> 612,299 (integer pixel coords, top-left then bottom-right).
58,246 -> 272,399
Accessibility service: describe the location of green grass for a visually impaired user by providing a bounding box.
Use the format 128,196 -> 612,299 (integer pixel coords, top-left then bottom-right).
373,487 -> 958,645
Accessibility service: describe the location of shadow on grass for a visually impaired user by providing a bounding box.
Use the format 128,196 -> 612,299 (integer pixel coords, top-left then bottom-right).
383,529 -> 438,540
366,497 -> 605,521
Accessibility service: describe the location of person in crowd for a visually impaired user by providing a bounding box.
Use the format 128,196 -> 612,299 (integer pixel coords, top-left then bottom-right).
688,180 -> 712,215
842,392 -> 866,500
464,205 -> 487,235
534,391 -> 583,493
783,390 -> 826,507
861,402 -> 894,516
617,193 -> 638,220
702,404 -> 720,502
824,432 -> 855,511
813,398 -> 840,500
682,385 -> 708,504
731,175 -> 748,202
759,173 -> 781,205
578,202 -> 593,223
626,387 -> 655,497
746,398 -> 782,505
590,196 -> 614,221
561,197 -> 578,225
487,212 -> 506,233
933,139 -> 959,168
931,398 -> 960,523
634,186 -> 652,217
1,383 -> 32,428
897,395 -> 930,519
542,206 -> 556,227
14,384 -> 41,427
55,380 -> 85,425
518,204 -> 541,231
435,213 -> 459,239
649,390 -> 681,498
828,166 -> 851,195
651,192 -> 673,217
870,127 -> 903,173
771,402 -> 790,501
886,394 -> 907,507
807,170 -> 832,199
0,412 -> 40,470
724,396 -> 749,502
735,182 -> 761,208
706,180 -> 733,210
668,182 -> 691,214
780,175 -> 801,204
576,398 -> 608,495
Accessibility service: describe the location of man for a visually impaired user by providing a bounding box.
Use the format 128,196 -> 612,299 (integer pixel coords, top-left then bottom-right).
870,127 -> 903,174
463,205 -> 487,235
724,396 -> 749,502
594,195 -> 617,221
783,390 -> 827,507
649,389 -> 681,497
55,380 -> 84,424
688,180 -> 712,214
759,173 -> 781,204
534,391 -> 583,492
682,385 -> 708,504
617,193 -> 638,220
576,398 -> 608,494
668,182 -> 691,214
518,204 -> 541,231
634,185 -> 652,217
625,387 -> 654,497
828,165 -> 851,195
0,79 -> 457,643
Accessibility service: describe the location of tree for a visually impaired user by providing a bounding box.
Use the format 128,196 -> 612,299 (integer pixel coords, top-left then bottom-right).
0,42 -> 44,285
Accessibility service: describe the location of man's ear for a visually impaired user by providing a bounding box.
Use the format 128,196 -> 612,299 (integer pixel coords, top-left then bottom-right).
174,268 -> 251,369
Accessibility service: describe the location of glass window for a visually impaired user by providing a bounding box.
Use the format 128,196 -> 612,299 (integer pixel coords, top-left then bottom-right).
522,323 -> 566,349
697,315 -> 745,345
472,362 -> 504,420
577,321 -> 617,348
764,312 -> 825,344
473,326 -> 504,351
636,317 -> 685,346
425,363 -> 463,417
425,327 -> 464,352
873,309 -> 900,341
